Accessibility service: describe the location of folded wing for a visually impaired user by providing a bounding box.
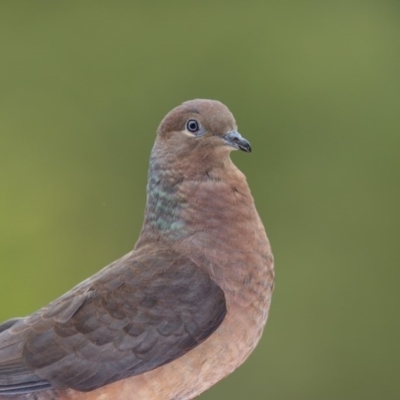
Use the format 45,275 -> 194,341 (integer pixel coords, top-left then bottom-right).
0,247 -> 226,394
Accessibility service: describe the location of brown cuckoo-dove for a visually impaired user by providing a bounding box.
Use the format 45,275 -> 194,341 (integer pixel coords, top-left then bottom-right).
0,99 -> 274,400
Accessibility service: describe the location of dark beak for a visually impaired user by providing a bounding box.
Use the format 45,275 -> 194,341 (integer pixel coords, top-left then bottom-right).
224,131 -> 252,153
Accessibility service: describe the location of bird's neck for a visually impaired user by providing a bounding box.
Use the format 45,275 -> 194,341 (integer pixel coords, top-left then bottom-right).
137,147 -> 265,252
139,142 -> 240,240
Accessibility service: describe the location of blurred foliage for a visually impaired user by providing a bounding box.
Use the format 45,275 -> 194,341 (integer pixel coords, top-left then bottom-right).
1,1 -> 400,399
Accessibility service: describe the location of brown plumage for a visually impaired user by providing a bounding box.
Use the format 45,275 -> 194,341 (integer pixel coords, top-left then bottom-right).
0,99 -> 274,400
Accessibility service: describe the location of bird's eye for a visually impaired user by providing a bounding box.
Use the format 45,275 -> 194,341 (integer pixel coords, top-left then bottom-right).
186,119 -> 200,133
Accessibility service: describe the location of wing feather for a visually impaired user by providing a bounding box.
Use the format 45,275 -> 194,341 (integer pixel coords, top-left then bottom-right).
0,247 -> 226,394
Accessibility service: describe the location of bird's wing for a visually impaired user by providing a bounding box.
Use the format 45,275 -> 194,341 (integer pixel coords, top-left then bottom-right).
0,247 -> 226,394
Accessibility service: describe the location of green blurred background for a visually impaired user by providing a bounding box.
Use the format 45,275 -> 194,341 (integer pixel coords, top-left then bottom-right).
1,1 -> 399,399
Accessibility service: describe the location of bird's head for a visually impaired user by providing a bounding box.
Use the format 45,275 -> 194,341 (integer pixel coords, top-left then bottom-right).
155,99 -> 251,161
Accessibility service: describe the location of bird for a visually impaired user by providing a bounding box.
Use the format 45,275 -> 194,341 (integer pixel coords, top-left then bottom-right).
0,99 -> 274,400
